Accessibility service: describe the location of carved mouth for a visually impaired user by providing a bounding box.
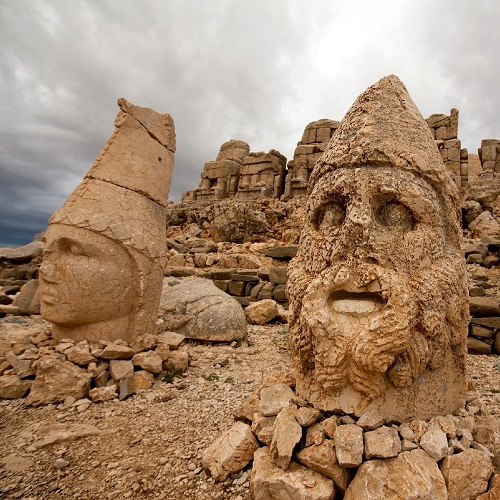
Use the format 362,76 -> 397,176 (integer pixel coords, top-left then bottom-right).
328,290 -> 386,316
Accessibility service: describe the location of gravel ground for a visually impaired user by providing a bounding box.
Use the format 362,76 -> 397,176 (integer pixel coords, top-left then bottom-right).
0,323 -> 499,500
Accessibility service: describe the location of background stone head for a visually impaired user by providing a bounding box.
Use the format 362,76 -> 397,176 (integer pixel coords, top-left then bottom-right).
287,75 -> 468,421
39,98 -> 175,343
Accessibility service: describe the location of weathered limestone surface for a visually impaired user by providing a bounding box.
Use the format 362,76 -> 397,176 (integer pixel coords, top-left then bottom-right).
201,421 -> 258,481
158,278 -> 247,341
287,75 -> 468,421
251,447 -> 336,500
344,449 -> 447,499
269,404 -> 302,469
39,98 -> 175,344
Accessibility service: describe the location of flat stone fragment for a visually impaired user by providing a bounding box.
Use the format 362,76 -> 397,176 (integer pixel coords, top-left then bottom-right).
357,409 -> 386,430
251,447 -> 336,500
201,421 -> 258,481
245,299 -> 279,325
131,370 -> 154,391
132,351 -> 163,374
163,349 -> 188,373
99,344 -> 135,360
334,424 -> 364,467
0,374 -> 32,398
89,386 -> 117,402
363,425 -> 401,459
251,413 -> 276,446
270,404 -> 302,470
65,343 -> 96,366
1,454 -> 34,472
419,425 -> 449,461
259,383 -> 295,417
293,406 -> 323,427
156,331 -> 185,350
30,423 -> 109,449
109,359 -> 134,381
296,439 -> 352,493
440,449 -> 494,500
344,449 -> 447,500
130,334 -> 157,354
26,354 -> 91,406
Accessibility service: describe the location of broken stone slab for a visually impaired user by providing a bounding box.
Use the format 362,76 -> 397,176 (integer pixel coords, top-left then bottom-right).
244,299 -> 279,325
357,409 -> 386,430
344,449 -> 447,499
109,359 -> 134,381
29,423 -> 115,449
296,439 -> 352,494
363,425 -> 401,459
163,349 -> 188,373
1,454 -> 34,472
251,413 -> 276,446
130,333 -> 157,354
5,351 -> 36,378
468,337 -> 493,355
270,404 -> 302,470
234,392 -> 260,423
251,446 -> 336,500
264,246 -> 298,259
0,374 -> 32,398
419,425 -> 449,461
26,353 -> 91,406
12,279 -> 40,315
132,351 -> 163,374
201,421 -> 258,481
99,344 -> 135,360
259,383 -> 295,417
0,241 -> 44,262
65,343 -> 96,366
440,449 -> 494,500
334,424 -> 364,468
293,406 -> 323,427
159,278 -> 247,341
469,297 -> 500,317
89,386 -> 117,402
156,331 -> 185,350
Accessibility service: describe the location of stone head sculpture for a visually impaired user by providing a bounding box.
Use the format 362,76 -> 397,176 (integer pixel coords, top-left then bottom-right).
39,98 -> 175,343
287,75 -> 468,421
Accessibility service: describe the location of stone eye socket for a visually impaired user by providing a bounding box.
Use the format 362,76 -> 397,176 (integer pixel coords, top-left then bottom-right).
378,201 -> 414,231
60,240 -> 85,256
311,201 -> 346,229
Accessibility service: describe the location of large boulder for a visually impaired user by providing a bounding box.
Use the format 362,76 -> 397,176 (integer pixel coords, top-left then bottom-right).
158,278 -> 247,341
12,279 -> 40,314
26,353 -> 91,406
0,241 -> 44,262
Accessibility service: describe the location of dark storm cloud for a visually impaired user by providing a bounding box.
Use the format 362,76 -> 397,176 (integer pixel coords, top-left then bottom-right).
0,0 -> 498,246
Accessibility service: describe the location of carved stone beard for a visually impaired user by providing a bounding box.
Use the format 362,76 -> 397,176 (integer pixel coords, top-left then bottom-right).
288,253 -> 467,414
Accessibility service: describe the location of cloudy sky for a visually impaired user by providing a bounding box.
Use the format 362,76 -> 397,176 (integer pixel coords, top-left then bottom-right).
0,0 -> 498,246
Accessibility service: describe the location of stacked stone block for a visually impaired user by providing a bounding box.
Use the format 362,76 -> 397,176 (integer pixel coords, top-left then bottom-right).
479,139 -> 500,174
283,119 -> 340,200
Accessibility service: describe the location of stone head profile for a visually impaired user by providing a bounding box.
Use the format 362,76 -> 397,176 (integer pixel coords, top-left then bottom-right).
287,75 -> 468,421
39,98 -> 175,343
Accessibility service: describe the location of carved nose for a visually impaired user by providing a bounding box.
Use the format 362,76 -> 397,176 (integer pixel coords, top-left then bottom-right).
39,261 -> 62,283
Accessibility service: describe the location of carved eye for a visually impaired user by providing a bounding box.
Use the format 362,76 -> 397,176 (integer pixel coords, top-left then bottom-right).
378,201 -> 413,231
311,201 -> 346,229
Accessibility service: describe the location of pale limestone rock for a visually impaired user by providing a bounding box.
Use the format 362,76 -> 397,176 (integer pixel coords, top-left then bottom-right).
201,421 -> 258,481
293,406 -> 323,427
155,345 -> 170,361
100,344 -> 135,360
39,99 -> 174,344
419,425 -> 449,461
12,279 -> 40,314
334,424 -> 364,467
159,278 -> 247,341
469,210 -> 500,238
259,383 -> 295,417
440,449 -> 494,500
270,404 -> 302,470
130,334 -> 157,354
410,419 -> 429,442
1,454 -> 34,472
296,439 -> 352,493
156,331 -> 185,350
399,423 -> 415,441
305,422 -> 325,447
287,75 -> 467,421
234,392 -> 260,422
322,416 -> 338,439
132,351 -> 163,374
402,439 -> 419,451
357,409 -> 386,430
251,446 -> 336,500
364,425 -> 401,459
26,354 -> 91,406
251,413 -> 276,446
344,449 -> 447,499
0,240 -> 44,262
109,359 -> 134,381
474,415 -> 500,470
89,386 -> 117,402
5,351 -> 35,378
163,349 -> 188,373
430,415 -> 457,438
0,374 -> 32,398
477,473 -> 500,499
65,343 -> 96,366
244,299 -> 279,325
30,423 -> 109,449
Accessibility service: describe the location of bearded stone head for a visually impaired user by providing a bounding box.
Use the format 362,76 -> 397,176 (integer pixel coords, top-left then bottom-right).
287,75 -> 468,421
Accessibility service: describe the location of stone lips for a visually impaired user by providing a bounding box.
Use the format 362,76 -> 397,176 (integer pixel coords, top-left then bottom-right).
287,75 -> 468,421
